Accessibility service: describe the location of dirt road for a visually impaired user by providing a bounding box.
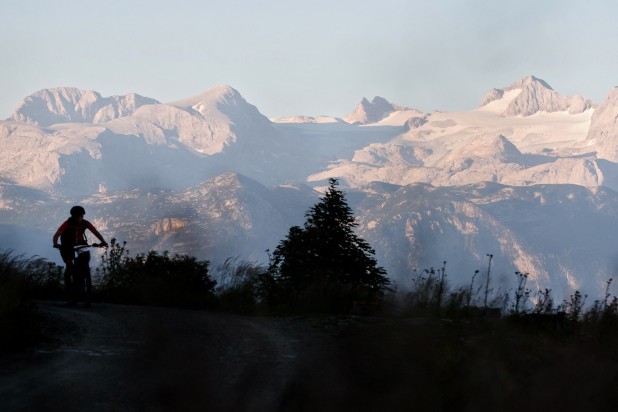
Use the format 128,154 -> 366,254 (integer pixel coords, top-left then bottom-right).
0,301 -> 344,412
4,301 -> 616,411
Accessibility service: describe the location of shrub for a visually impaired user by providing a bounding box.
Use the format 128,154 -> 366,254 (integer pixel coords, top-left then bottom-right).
26,260 -> 64,301
96,240 -> 216,308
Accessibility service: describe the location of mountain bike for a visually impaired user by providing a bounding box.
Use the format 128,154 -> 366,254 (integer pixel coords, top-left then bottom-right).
72,243 -> 106,306
55,243 -> 106,306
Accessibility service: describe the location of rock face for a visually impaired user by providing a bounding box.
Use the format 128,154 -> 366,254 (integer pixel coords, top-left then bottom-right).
9,87 -> 159,126
480,88 -> 505,107
150,218 -> 189,236
357,182 -> 618,296
479,76 -> 594,116
586,87 -> 618,161
403,116 -> 428,131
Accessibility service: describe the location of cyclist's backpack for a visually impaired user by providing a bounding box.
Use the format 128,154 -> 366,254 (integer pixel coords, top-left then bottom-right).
60,217 -> 89,248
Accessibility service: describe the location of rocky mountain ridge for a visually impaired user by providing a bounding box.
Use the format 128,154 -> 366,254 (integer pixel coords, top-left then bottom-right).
1,75 -> 618,300
344,96 -> 413,125
10,87 -> 159,126
480,75 -> 594,116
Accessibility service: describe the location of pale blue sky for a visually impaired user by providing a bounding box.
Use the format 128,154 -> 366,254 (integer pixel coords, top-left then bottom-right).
1,0 -> 617,119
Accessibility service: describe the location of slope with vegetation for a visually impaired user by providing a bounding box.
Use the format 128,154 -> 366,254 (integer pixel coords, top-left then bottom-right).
4,180 -> 618,411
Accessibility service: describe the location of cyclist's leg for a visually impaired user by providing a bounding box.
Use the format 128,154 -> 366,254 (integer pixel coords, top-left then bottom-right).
83,251 -> 92,305
74,253 -> 88,303
63,256 -> 75,304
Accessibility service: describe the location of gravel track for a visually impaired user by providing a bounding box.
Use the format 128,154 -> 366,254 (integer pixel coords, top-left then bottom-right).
0,301 -> 340,412
7,301 -> 610,412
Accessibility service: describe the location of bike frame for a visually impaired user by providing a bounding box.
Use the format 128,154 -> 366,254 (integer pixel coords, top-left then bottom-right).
71,244 -> 104,304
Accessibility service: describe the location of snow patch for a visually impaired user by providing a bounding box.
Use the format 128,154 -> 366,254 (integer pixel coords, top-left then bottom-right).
477,89 -> 522,114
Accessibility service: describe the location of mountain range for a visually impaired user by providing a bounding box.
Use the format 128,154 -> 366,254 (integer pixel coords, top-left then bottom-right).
2,75 -> 618,301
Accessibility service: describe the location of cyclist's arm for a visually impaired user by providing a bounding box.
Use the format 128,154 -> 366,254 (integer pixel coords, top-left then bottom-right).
85,221 -> 107,246
53,222 -> 68,247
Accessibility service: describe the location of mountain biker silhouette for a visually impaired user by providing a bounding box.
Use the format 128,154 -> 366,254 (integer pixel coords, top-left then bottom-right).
53,206 -> 108,306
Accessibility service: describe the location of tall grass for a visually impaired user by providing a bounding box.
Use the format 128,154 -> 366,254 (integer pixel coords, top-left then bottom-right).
395,261 -> 618,342
212,257 -> 265,314
0,250 -> 62,351
0,251 -> 30,321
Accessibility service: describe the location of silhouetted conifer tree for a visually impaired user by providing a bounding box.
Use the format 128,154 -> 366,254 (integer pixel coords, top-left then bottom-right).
268,178 -> 389,311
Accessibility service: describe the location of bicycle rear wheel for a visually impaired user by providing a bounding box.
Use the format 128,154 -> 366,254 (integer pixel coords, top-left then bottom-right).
74,252 -> 91,305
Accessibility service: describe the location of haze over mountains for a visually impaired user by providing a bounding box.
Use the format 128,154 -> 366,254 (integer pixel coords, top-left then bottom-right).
2,75 -> 618,300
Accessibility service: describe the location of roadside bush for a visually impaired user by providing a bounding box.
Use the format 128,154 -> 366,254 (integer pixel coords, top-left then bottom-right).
26,260 -> 64,301
96,240 -> 216,309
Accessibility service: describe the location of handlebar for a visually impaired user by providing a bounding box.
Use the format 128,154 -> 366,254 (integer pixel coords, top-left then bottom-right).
74,243 -> 107,250
87,243 -> 107,248
53,243 -> 108,250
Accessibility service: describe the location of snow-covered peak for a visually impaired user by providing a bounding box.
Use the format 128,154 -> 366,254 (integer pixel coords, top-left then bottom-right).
167,85 -> 273,131
479,75 -> 594,117
9,87 -> 159,126
511,75 -> 554,90
167,85 -> 243,111
344,96 -> 406,125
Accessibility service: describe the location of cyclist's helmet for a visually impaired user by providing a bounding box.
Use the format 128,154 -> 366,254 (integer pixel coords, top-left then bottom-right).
70,205 -> 86,217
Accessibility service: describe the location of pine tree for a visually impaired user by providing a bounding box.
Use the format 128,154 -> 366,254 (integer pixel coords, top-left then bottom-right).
268,178 -> 389,311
